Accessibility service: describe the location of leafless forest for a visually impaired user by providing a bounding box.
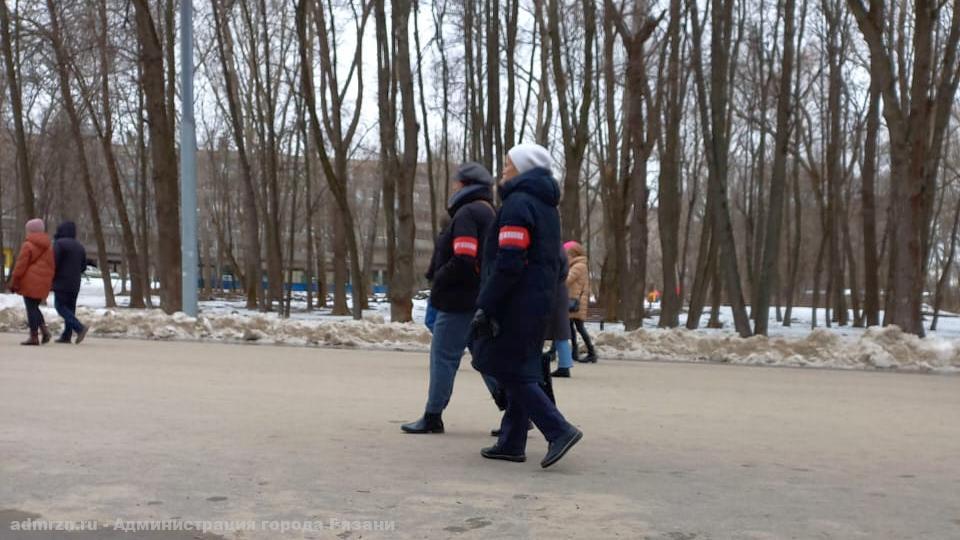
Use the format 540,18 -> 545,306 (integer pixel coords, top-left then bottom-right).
0,0 -> 958,338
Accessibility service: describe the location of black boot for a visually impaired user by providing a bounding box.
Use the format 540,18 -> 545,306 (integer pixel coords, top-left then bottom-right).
551,367 -> 571,378
401,412 -> 444,434
583,340 -> 597,362
574,322 -> 598,362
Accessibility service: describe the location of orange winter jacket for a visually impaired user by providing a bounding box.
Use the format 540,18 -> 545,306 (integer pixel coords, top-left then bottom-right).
10,232 -> 56,300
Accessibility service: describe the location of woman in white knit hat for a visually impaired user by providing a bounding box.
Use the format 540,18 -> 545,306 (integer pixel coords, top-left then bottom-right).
470,143 -> 583,468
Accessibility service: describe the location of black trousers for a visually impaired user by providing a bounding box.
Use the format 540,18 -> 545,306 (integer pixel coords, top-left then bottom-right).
570,319 -> 595,358
23,297 -> 45,332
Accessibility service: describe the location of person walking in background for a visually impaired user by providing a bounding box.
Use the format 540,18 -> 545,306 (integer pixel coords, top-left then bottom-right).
471,143 -> 583,468
402,162 -> 501,434
548,248 -> 574,378
565,241 -> 597,363
52,221 -> 89,344
7,219 -> 56,346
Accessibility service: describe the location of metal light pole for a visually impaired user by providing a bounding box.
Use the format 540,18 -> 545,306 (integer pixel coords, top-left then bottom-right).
180,0 -> 198,316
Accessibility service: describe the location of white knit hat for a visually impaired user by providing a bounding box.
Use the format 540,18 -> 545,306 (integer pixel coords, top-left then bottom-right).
508,143 -> 552,175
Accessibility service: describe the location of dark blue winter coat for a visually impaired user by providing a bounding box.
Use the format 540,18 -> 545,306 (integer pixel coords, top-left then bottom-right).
471,167 -> 564,383
52,221 -> 87,295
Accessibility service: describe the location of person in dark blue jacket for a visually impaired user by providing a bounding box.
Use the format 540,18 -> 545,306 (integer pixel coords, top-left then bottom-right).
52,221 -> 89,344
402,163 -> 502,434
470,144 -> 583,468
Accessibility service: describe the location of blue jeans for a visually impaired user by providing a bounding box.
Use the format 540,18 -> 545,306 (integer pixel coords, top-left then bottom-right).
425,309 -> 500,414
55,291 -> 83,339
556,339 -> 573,369
496,381 -> 573,454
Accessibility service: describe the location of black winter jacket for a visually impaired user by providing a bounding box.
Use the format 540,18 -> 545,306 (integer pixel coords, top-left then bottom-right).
428,184 -> 496,313
52,221 -> 87,295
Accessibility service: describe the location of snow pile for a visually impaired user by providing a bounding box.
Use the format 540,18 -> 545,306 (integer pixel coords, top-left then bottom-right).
0,303 -> 432,352
3,291 -> 959,372
593,325 -> 960,373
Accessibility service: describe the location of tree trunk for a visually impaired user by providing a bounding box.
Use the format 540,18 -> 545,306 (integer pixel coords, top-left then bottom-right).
94,0 -> 145,308
657,0 -> 684,328
485,0 -> 502,173
810,232 -> 828,329
689,0 -> 751,337
549,0 -> 596,241
332,200 -> 349,315
132,0 -> 182,314
626,163 -> 648,330
754,0 -> 794,335
136,69 -> 155,309
0,0 -> 35,219
930,196 -> 960,332
391,0 -> 420,323
298,0 -> 367,320
847,0 -> 960,336
861,83 -> 881,326
212,0 -> 262,311
413,5 -> 438,240
599,1 -> 622,321
823,0 -> 847,326
47,0 -> 117,308
503,0 -> 520,150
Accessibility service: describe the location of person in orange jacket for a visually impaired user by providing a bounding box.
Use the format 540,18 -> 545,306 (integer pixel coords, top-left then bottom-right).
8,218 -> 56,345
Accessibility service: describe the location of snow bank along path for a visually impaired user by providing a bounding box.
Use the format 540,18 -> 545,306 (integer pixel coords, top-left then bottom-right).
0,303 -> 430,352
595,326 -> 960,373
0,297 -> 958,373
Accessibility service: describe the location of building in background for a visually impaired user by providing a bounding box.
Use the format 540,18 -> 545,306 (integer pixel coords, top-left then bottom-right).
0,135 -> 441,296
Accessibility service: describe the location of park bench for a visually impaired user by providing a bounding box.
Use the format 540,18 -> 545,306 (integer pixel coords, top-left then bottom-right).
585,303 -> 608,330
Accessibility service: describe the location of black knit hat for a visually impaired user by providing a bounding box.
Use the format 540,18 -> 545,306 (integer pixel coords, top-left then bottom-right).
456,162 -> 494,186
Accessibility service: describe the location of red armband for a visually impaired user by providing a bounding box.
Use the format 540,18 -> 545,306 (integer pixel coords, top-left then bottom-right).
453,236 -> 479,256
498,226 -> 530,249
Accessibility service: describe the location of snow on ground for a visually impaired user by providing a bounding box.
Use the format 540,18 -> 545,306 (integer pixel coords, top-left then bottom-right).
1,276 -> 959,373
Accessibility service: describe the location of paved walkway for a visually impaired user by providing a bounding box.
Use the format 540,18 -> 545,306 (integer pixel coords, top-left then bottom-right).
1,334 -> 958,539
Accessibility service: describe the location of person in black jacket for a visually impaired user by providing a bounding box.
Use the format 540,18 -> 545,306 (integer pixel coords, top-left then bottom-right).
402,162 -> 501,434
471,143 -> 583,468
52,221 -> 89,344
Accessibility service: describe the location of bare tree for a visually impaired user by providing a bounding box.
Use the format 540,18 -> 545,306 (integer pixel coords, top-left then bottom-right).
657,0 -> 686,327
296,0 -> 367,320
549,0 -> 597,241
0,0 -> 34,220
131,0 -> 182,314
688,0 -> 752,337
211,0 -> 264,311
848,0 -> 960,336
754,0 -> 797,335
45,0 -> 117,307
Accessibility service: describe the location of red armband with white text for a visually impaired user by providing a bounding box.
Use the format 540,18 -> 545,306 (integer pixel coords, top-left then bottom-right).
453,236 -> 479,257
498,226 -> 531,249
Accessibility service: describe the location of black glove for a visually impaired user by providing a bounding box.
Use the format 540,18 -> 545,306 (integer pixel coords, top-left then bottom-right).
470,308 -> 500,339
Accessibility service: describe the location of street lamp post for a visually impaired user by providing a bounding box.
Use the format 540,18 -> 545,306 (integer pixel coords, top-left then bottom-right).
180,0 -> 198,316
